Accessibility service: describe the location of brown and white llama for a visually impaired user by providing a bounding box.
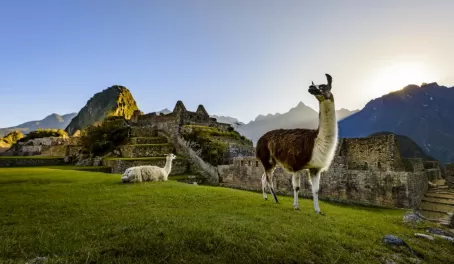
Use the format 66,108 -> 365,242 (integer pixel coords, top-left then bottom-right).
255,73 -> 338,215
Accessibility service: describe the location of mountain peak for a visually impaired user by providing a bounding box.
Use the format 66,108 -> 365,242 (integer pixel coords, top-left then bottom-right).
65,85 -> 139,135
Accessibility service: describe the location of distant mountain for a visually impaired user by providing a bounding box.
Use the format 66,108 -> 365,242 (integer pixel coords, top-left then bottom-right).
156,108 -> 171,115
211,115 -> 245,129
339,82 -> 454,165
0,113 -> 77,137
236,101 -> 358,145
65,85 -> 139,136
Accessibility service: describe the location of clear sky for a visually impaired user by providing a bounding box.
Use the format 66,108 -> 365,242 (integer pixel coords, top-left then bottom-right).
1,0 -> 453,128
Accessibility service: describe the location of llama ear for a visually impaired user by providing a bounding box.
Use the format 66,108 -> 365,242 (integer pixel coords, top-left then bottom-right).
325,74 -> 332,90
311,81 -> 314,85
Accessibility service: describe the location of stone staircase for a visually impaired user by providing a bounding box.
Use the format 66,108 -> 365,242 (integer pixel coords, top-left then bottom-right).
418,179 -> 454,227
102,128 -> 189,175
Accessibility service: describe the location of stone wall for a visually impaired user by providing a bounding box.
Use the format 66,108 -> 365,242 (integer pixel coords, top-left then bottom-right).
225,143 -> 255,164
0,157 -> 66,167
219,154 -> 432,209
65,145 -> 83,158
5,137 -> 70,156
131,100 -> 233,134
40,145 -> 68,157
402,158 -> 425,172
130,126 -> 158,137
120,144 -> 175,158
129,137 -> 167,145
445,164 -> 454,188
340,134 -> 405,171
103,158 -> 189,175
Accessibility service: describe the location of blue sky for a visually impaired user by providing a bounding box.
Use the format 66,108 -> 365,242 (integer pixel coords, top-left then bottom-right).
1,0 -> 453,127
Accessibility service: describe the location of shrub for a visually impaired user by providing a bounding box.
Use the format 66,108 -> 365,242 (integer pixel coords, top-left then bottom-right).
181,125 -> 251,166
0,131 -> 24,145
79,118 -> 130,156
18,129 -> 68,142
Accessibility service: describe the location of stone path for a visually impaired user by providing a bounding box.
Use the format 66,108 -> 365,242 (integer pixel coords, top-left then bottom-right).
419,179 -> 454,227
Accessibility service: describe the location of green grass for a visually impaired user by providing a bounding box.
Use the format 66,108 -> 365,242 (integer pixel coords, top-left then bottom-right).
0,156 -> 64,159
0,167 -> 453,264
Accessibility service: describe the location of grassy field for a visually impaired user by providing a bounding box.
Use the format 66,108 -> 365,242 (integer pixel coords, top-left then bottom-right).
0,167 -> 452,264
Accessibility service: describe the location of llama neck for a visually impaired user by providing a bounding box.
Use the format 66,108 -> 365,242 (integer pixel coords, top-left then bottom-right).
163,159 -> 173,176
317,100 -> 337,140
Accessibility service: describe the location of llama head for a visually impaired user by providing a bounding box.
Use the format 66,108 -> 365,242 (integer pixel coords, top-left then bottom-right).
165,153 -> 177,162
121,167 -> 134,183
308,73 -> 333,102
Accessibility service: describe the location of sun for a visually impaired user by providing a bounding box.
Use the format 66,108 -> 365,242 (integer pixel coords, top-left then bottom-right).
365,61 -> 439,98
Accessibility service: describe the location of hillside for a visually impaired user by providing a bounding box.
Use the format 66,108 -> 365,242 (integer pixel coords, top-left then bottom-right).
236,101 -> 358,145
65,85 -> 139,135
0,113 -> 76,137
339,82 -> 454,164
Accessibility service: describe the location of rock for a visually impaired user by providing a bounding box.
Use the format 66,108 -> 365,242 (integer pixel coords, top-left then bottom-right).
428,181 -> 438,188
383,235 -> 407,246
433,234 -> 454,243
426,227 -> 454,237
193,182 -> 198,185
93,156 -> 103,166
414,233 -> 434,240
76,158 -> 94,166
384,259 -> 397,264
403,212 -> 424,223
26,256 -> 47,264
382,235 -> 421,258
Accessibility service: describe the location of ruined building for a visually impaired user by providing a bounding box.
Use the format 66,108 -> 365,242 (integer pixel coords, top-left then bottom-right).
218,134 -> 442,210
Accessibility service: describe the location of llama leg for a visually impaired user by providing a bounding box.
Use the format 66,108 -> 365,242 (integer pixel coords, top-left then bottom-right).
266,170 -> 279,204
292,172 -> 301,210
261,172 -> 268,200
310,169 -> 324,215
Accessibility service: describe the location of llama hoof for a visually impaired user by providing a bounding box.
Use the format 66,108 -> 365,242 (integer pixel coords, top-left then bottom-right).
316,211 -> 326,216
294,206 -> 300,210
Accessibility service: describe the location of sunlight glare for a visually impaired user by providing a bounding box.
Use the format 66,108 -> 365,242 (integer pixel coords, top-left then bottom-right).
366,61 -> 439,98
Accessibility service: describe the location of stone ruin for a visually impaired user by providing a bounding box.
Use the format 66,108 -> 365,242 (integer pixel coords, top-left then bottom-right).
129,100 -> 233,134
218,134 -> 444,210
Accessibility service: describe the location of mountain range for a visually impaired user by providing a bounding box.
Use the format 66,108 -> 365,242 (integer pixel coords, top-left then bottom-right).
339,82 -> 454,165
234,102 -> 359,144
0,113 -> 77,137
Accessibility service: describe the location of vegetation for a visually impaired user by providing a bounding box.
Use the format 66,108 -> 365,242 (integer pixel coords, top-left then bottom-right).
181,125 -> 252,166
0,167 -> 453,264
17,128 -> 68,142
79,118 -> 130,156
0,130 -> 24,145
65,85 -> 139,135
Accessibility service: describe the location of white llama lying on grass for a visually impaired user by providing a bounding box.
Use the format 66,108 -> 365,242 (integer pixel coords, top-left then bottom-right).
121,153 -> 176,183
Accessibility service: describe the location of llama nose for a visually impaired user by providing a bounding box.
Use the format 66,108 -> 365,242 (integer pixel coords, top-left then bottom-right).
121,176 -> 128,183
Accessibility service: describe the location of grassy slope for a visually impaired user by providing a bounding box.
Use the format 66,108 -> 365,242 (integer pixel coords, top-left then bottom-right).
0,167 -> 452,264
